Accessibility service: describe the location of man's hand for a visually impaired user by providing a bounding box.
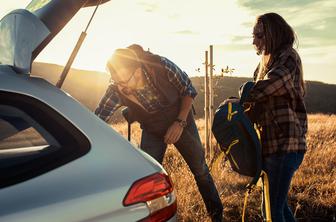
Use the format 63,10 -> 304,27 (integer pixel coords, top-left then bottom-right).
164,121 -> 184,144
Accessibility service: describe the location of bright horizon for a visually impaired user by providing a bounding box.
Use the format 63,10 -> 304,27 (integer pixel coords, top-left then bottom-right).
1,0 -> 336,84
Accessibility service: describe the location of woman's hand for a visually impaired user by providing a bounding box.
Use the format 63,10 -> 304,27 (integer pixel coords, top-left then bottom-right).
164,121 -> 184,144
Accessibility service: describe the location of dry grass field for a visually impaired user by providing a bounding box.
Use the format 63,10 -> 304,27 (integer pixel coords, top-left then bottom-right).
113,114 -> 336,222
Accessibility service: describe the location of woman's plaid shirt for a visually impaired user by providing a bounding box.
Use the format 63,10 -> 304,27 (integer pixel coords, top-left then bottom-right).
247,48 -> 308,156
95,57 -> 197,122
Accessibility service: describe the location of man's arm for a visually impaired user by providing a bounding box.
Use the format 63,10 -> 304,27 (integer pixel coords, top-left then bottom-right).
162,57 -> 198,99
161,58 -> 197,144
177,96 -> 193,121
164,96 -> 193,144
95,84 -> 122,122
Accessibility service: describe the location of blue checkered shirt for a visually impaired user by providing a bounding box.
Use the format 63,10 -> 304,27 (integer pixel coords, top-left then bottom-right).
95,57 -> 197,122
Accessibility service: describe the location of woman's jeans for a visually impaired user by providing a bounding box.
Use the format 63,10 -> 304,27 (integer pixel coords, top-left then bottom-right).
262,152 -> 304,222
140,119 -> 223,217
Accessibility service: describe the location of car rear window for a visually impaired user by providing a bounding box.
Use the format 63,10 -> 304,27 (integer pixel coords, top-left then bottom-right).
0,105 -> 58,166
0,91 -> 90,188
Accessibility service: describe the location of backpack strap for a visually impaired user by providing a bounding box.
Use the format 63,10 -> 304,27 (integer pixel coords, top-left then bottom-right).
242,187 -> 253,222
239,81 -> 255,104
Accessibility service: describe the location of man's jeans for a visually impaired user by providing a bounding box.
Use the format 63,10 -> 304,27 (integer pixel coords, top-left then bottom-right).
262,152 -> 304,222
140,118 -> 223,217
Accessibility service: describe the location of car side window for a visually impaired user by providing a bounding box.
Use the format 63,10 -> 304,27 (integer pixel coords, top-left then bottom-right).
0,105 -> 59,164
0,91 -> 90,188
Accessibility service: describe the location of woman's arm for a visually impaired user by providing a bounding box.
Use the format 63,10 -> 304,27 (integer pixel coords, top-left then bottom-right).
247,55 -> 297,103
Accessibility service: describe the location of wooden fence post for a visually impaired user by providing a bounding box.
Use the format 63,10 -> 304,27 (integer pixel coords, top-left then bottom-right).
204,50 -> 209,157
209,45 -> 214,160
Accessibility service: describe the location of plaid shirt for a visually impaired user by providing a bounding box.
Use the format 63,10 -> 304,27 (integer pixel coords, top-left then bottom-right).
95,57 -> 197,122
247,47 -> 308,156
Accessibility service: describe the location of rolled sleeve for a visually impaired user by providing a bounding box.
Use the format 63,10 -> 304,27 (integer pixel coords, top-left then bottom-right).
249,55 -> 297,103
162,57 -> 197,98
94,84 -> 122,122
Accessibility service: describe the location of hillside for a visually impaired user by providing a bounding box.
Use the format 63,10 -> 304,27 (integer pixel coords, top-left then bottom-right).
32,62 -> 336,121
31,62 -> 109,111
191,76 -> 336,116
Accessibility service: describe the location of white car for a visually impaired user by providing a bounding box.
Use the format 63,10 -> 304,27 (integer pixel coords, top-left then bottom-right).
0,1 -> 177,221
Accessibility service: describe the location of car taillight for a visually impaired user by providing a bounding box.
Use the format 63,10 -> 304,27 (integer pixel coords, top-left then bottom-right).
123,172 -> 177,222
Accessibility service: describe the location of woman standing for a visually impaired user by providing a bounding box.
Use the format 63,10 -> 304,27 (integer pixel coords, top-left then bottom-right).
246,13 -> 308,222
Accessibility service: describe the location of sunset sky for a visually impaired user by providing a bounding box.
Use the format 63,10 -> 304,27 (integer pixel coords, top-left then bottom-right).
1,0 -> 335,84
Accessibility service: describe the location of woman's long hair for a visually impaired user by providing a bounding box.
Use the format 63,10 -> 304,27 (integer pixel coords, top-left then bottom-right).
256,12 -> 305,94
258,13 -> 297,55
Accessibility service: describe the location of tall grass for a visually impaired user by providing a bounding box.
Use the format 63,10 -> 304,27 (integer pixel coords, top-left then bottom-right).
113,114 -> 336,222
